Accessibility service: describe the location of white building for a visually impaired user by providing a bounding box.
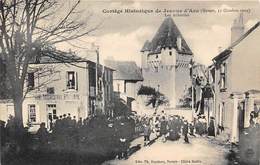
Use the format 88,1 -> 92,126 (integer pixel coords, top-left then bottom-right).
140,17 -> 193,108
212,14 -> 260,143
104,60 -> 143,109
0,52 -> 114,132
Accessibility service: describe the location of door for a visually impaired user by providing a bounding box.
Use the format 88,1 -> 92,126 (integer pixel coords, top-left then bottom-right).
46,104 -> 57,130
238,101 -> 245,131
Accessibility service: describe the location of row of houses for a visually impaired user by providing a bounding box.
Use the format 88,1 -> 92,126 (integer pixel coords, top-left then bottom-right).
0,50 -> 143,132
197,14 -> 260,143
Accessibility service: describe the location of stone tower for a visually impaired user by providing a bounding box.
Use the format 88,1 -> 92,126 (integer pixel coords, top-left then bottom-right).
141,17 -> 193,108
231,13 -> 244,44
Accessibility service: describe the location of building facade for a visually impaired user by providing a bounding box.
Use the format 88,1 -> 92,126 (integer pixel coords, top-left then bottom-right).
212,15 -> 260,143
140,17 -> 193,108
0,53 -> 114,132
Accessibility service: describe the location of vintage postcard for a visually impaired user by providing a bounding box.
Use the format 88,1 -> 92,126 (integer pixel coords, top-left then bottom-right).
0,0 -> 260,165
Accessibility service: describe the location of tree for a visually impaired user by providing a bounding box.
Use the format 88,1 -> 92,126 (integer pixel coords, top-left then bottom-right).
137,85 -> 169,110
0,0 -> 99,127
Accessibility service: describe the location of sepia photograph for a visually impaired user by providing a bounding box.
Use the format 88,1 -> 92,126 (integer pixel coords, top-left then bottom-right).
0,0 -> 260,165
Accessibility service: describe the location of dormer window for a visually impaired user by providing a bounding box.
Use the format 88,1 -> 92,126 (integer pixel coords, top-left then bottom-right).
67,71 -> 78,90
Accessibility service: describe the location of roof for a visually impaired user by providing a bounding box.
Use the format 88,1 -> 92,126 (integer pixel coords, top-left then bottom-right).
141,40 -> 151,52
141,17 -> 192,55
213,21 -> 260,62
29,48 -> 114,71
30,48 -> 88,64
104,60 -> 143,81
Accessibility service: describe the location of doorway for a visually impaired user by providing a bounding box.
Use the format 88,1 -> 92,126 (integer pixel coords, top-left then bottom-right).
238,101 -> 245,131
46,104 -> 57,130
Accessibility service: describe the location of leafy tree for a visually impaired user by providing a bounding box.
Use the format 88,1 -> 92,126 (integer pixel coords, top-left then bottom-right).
137,85 -> 169,110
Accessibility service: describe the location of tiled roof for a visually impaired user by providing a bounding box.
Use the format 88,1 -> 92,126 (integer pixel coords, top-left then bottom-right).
104,60 -> 143,81
30,48 -> 87,64
213,21 -> 260,62
141,17 -> 192,55
141,40 -> 151,52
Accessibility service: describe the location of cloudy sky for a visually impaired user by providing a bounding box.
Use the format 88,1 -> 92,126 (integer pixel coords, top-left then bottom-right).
56,0 -> 260,66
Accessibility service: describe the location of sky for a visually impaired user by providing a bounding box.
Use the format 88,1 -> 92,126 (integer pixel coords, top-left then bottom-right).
56,0 -> 260,66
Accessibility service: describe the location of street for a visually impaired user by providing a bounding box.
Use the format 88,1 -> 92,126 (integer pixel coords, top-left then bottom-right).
103,135 -> 230,165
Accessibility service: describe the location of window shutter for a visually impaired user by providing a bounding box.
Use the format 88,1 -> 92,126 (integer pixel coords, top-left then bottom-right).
224,63 -> 227,88
76,72 -> 78,90
28,72 -> 35,89
66,71 -> 69,89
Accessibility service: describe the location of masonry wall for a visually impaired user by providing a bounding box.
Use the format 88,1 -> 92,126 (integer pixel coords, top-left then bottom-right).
175,53 -> 192,107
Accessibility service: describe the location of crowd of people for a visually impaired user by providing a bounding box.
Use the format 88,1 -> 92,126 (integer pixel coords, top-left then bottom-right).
36,114 -> 137,158
138,111 -> 217,146
137,111 -> 192,145
1,111 -> 218,161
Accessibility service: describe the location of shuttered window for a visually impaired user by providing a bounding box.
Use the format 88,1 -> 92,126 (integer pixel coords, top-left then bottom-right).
27,72 -> 35,90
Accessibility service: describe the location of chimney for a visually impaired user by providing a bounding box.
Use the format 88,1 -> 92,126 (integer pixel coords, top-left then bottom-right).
231,13 -> 244,44
177,36 -> 182,51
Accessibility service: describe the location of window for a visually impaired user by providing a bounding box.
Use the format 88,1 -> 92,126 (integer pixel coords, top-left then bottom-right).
67,71 -> 78,90
220,63 -> 226,91
117,83 -> 120,92
47,104 -> 57,119
47,87 -> 55,94
156,55 -> 158,59
28,105 -> 36,123
27,72 -> 35,90
169,51 -> 172,56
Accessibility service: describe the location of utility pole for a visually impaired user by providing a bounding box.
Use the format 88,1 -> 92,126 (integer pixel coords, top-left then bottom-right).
190,59 -> 195,124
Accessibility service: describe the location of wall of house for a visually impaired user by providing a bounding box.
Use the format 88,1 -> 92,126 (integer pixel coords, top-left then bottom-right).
0,100 -> 14,123
231,27 -> 260,92
214,27 -> 260,141
113,80 -> 125,93
22,62 -> 89,131
214,56 -> 234,137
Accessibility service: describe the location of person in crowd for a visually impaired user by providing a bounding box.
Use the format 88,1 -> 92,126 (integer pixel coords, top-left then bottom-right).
189,122 -> 195,136
208,117 -> 215,137
201,115 -> 207,135
161,110 -> 167,120
168,115 -> 179,141
250,111 -> 256,127
160,116 -> 168,142
254,104 -> 259,115
143,121 -> 152,146
36,122 -> 49,146
72,116 -> 77,128
154,116 -> 160,138
77,117 -> 83,128
0,120 -> 6,146
182,120 -> 189,143
5,115 -> 16,143
48,115 -> 53,131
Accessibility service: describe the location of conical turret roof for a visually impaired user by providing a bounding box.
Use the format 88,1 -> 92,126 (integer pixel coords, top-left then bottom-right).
141,17 -> 192,55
